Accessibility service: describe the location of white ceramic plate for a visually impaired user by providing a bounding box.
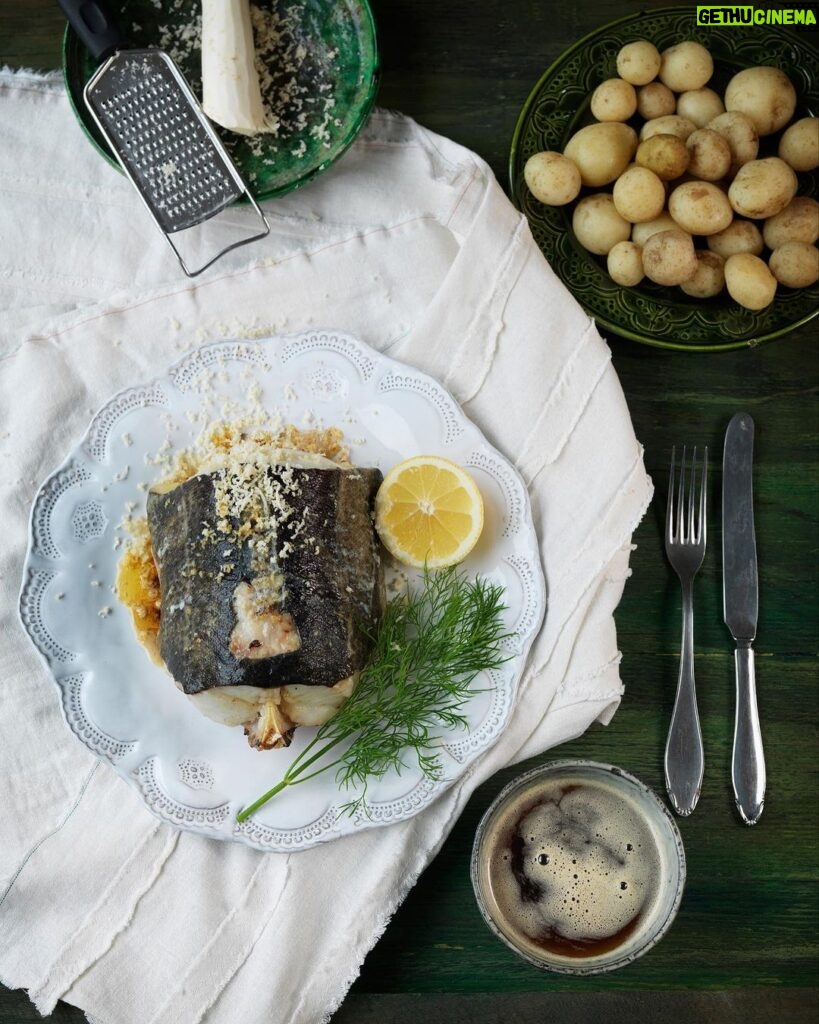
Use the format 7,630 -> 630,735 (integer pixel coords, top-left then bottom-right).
19,331 -> 545,852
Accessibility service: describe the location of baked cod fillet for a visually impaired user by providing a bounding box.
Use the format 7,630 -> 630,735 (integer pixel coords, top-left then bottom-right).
146,462 -> 384,748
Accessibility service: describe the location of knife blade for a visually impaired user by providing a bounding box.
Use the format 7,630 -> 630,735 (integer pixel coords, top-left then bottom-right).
722,412 -> 765,825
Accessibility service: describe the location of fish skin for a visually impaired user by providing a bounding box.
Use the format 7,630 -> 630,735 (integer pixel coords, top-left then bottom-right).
147,466 -> 384,695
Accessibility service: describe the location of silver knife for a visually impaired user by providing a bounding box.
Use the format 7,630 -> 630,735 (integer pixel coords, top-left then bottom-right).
722,412 -> 765,825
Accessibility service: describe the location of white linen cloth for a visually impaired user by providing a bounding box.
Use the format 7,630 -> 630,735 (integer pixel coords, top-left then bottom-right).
0,69 -> 653,1023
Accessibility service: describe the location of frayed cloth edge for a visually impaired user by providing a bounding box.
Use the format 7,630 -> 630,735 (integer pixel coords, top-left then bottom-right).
0,67 -> 63,88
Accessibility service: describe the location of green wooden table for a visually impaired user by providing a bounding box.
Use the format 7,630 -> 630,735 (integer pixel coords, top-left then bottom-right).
1,2 -> 817,1021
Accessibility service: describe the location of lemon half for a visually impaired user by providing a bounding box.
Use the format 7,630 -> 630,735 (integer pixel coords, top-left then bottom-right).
374,455 -> 484,568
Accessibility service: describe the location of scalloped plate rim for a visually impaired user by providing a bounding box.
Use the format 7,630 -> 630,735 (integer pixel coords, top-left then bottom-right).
18,329 -> 546,852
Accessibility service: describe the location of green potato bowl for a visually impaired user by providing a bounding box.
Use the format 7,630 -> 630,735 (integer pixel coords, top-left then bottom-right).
509,6 -> 818,351
63,0 -> 379,203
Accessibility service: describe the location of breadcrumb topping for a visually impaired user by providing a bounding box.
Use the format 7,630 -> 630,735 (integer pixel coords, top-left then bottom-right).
117,422 -> 352,646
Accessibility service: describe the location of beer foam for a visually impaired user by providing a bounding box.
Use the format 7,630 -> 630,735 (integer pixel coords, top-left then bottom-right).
484,775 -> 663,956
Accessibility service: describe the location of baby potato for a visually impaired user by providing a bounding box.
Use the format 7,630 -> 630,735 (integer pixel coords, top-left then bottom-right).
707,219 -> 764,259
591,78 -> 637,122
707,112 -> 759,177
607,240 -> 645,286
640,115 -> 698,142
728,157 -> 798,219
636,134 -> 690,180
778,117 -> 819,173
724,253 -> 777,309
642,228 -> 698,285
686,128 -> 731,181
616,40 -> 661,86
637,82 -> 676,120
676,88 -> 725,128
669,181 -> 733,236
659,41 -> 714,92
563,122 -> 638,187
556,48 -> 813,313
524,151 -> 582,206
769,242 -> 819,288
681,250 -> 725,298
613,166 -> 666,222
572,194 -> 631,255
724,66 -> 797,137
763,197 -> 819,248
632,212 -> 680,246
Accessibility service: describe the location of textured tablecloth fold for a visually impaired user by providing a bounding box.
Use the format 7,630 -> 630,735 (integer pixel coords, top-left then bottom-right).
0,71 -> 652,1024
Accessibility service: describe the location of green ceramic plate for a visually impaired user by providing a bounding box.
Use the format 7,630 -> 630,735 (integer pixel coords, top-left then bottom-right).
509,6 -> 818,351
63,0 -> 379,203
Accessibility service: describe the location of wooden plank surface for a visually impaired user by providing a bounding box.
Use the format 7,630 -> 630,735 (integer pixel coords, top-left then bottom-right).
1,1 -> 817,1021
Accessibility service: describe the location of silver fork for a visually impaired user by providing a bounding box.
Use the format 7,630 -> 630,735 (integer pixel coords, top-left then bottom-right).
664,445 -> 708,816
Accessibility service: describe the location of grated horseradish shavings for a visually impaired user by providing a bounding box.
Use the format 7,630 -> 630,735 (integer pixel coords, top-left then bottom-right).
118,421 -> 354,621
129,1 -> 341,165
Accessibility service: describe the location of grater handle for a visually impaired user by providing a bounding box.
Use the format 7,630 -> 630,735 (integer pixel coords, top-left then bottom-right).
57,0 -> 125,63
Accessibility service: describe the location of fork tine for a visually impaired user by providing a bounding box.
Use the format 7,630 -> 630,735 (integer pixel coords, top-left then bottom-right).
667,446 -> 676,545
698,446 -> 708,544
677,445 -> 687,542
688,446 -> 697,544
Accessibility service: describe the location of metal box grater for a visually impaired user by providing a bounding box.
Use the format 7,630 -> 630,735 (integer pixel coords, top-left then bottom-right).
84,49 -> 269,276
59,0 -> 268,277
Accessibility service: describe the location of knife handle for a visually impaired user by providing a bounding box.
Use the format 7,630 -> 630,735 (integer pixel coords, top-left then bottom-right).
665,578 -> 704,816
732,643 -> 765,825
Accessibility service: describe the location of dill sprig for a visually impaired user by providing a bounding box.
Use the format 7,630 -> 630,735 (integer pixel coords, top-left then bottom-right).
236,567 -> 512,822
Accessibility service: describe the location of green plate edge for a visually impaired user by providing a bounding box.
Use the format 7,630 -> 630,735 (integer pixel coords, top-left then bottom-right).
508,5 -> 819,352
62,0 -> 380,205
